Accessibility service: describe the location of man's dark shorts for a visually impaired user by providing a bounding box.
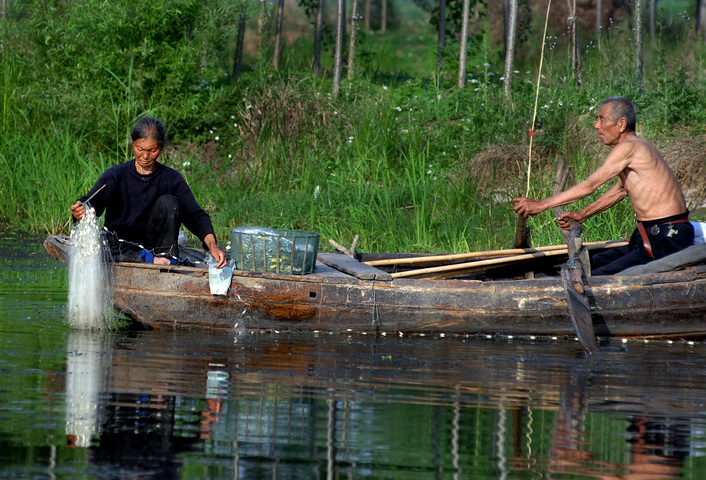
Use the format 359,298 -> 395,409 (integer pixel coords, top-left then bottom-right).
591,212 -> 694,276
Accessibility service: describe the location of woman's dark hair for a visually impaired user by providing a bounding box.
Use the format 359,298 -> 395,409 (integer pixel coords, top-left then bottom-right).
130,117 -> 167,148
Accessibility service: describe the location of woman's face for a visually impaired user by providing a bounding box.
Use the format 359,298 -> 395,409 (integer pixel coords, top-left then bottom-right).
132,137 -> 162,174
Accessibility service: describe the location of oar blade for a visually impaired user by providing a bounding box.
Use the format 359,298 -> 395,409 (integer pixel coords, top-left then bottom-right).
561,267 -> 601,354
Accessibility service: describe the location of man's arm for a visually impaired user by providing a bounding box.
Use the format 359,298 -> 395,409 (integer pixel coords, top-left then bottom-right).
513,142 -> 634,217
556,182 -> 627,229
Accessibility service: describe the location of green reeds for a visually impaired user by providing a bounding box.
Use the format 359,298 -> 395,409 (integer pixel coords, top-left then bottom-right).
2,4 -> 704,255
0,129 -> 110,233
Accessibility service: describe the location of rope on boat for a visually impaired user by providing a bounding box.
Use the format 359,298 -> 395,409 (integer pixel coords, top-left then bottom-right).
371,280 -> 380,331
103,227 -> 179,263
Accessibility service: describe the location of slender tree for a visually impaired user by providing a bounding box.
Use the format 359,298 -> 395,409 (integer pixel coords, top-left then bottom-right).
503,0 -> 509,49
648,0 -> 656,41
347,0 -> 359,80
273,0 -> 285,69
258,0 -> 267,38
313,0 -> 325,74
365,0 -> 371,30
503,0 -> 517,97
698,0 -> 706,41
634,0 -> 644,95
381,0 -> 387,33
567,0 -> 581,84
332,0 -> 345,96
233,12 -> 247,80
437,0 -> 446,74
457,0 -> 471,88
596,0 -> 602,31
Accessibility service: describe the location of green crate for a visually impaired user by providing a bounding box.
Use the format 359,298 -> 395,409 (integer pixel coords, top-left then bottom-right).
230,227 -> 319,275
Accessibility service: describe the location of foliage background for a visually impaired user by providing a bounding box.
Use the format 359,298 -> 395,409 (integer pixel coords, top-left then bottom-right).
1,0 -> 705,252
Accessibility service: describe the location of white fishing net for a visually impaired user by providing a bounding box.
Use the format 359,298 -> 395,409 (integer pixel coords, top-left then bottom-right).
67,204 -> 114,330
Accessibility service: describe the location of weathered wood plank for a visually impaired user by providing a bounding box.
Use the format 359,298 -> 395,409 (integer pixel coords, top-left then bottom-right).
318,253 -> 393,281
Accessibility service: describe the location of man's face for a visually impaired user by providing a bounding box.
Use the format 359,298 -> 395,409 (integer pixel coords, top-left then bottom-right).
593,103 -> 623,147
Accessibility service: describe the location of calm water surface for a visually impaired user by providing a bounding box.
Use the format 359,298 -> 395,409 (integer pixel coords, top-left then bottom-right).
2,232 -> 706,479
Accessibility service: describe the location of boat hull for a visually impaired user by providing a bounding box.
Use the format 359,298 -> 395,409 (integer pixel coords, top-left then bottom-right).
44,235 -> 706,338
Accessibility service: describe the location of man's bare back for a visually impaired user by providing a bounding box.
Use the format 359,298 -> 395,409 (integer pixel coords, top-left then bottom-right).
612,136 -> 686,222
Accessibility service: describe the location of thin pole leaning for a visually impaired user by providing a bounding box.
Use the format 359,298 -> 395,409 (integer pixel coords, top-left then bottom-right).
62,184 -> 106,231
525,0 -> 552,197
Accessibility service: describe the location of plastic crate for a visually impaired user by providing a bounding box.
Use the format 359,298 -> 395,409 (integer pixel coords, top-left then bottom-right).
230,227 -> 319,275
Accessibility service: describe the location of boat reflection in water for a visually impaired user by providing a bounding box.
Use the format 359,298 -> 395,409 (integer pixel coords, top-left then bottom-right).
62,329 -> 706,478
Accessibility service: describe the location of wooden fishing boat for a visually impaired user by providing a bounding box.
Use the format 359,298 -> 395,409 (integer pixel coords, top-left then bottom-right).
44,234 -> 706,339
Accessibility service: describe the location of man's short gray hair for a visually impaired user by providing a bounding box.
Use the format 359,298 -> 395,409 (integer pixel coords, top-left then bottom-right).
600,97 -> 636,132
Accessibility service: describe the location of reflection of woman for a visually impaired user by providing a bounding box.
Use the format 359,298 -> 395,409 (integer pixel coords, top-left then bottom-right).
70,117 -> 226,267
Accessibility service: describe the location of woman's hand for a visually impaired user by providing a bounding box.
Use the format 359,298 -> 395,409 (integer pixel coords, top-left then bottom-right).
203,233 -> 227,268
209,246 -> 227,269
70,201 -> 85,221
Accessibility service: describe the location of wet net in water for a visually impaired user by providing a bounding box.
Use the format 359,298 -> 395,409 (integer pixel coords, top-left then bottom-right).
67,204 -> 113,330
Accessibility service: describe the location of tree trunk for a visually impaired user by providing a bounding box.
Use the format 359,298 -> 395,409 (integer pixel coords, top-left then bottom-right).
332,0 -> 345,96
457,0 -> 470,88
503,0 -> 517,98
437,0 -> 446,74
258,0 -> 267,38
567,0 -> 581,84
347,0 -> 359,80
596,0 -> 602,31
648,0 -> 656,41
313,0 -> 325,74
233,13 -> 247,80
199,9 -> 209,76
503,0 -> 510,50
273,0 -> 285,69
698,0 -> 706,40
381,0 -> 387,33
634,0 -> 644,95
364,0 -> 371,31
1,0 -> 6,20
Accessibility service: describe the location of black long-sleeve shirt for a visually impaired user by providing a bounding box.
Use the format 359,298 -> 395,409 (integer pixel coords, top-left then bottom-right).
79,160 -> 216,246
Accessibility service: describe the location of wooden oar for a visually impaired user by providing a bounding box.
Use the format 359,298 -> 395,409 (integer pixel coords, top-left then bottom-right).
551,157 -> 599,354
364,239 -> 627,267
388,242 -> 625,279
561,220 -> 600,354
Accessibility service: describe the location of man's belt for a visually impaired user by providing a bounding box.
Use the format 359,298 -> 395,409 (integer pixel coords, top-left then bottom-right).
636,218 -> 690,259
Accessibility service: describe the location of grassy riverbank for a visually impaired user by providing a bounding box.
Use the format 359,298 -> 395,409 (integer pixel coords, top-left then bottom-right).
1,2 -> 705,253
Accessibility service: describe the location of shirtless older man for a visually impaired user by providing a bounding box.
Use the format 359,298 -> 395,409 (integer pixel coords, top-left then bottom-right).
512,96 -> 693,275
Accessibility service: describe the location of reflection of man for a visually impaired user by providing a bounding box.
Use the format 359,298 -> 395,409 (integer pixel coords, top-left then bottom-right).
513,97 -> 694,275
620,417 -> 687,480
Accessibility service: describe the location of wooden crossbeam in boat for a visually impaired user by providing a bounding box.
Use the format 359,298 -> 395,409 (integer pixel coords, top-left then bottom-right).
317,253 -> 393,281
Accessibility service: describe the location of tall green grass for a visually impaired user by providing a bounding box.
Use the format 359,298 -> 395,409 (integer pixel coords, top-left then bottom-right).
0,129 -> 111,233
2,4 -> 705,254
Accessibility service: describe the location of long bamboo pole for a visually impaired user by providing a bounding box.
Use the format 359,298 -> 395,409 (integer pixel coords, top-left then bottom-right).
364,239 -> 627,267
513,0 -> 552,248
389,241 -> 625,279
